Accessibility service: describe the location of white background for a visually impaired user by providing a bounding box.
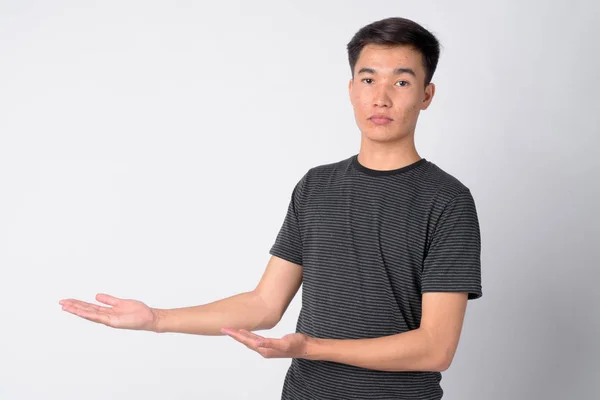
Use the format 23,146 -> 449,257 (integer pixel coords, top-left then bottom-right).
1,0 -> 598,399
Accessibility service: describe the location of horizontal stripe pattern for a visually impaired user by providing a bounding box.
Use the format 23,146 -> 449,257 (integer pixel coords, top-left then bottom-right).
270,154 -> 482,400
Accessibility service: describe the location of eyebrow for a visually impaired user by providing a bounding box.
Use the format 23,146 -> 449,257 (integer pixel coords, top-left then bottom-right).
357,67 -> 416,78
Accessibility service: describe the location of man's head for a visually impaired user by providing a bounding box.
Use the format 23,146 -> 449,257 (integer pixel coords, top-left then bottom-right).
347,17 -> 440,144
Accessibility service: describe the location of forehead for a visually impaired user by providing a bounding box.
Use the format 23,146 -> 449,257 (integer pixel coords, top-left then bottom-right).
355,44 -> 424,75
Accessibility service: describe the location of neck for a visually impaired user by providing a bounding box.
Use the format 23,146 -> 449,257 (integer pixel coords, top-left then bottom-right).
357,135 -> 421,171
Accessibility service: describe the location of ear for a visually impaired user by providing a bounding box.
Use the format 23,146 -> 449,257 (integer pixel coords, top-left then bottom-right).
421,82 -> 436,110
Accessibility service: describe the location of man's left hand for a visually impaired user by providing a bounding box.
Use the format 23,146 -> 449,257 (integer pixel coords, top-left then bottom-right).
221,328 -> 312,359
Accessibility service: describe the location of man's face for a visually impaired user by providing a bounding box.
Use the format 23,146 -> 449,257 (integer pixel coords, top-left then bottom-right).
348,44 -> 435,143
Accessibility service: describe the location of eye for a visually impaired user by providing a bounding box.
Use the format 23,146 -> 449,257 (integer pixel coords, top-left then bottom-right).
395,80 -> 409,87
361,78 -> 374,84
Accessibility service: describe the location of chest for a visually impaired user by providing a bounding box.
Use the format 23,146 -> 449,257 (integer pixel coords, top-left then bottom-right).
298,181 -> 429,280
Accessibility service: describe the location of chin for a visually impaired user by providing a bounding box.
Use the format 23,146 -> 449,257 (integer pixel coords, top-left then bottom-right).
362,129 -> 407,143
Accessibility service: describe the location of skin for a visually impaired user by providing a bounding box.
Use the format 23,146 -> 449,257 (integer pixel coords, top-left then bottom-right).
59,42 -> 468,373
348,43 -> 435,171
221,44 -> 467,372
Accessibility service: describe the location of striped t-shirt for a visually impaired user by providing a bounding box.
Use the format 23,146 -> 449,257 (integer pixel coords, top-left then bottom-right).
269,154 -> 482,400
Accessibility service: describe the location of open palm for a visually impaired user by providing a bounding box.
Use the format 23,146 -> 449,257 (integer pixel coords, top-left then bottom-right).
59,293 -> 157,331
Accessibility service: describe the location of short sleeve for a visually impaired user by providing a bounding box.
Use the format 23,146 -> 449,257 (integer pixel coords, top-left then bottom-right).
268,173 -> 306,266
422,189 -> 483,300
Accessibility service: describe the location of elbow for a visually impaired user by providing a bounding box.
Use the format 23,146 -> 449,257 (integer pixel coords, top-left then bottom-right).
429,349 -> 455,372
261,313 -> 281,330
420,329 -> 456,372
431,356 -> 452,372
251,308 -> 280,331
252,316 -> 279,332
252,291 -> 282,330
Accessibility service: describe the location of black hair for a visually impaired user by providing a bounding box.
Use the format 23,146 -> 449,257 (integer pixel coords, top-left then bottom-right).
346,17 -> 441,87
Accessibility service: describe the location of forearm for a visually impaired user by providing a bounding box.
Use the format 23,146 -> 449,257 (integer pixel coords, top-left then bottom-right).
306,328 -> 448,372
152,291 -> 277,335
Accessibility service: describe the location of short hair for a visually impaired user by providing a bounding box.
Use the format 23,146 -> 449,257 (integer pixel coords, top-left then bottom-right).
346,17 -> 441,87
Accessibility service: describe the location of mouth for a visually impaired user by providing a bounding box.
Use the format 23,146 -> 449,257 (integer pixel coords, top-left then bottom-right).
368,116 -> 393,125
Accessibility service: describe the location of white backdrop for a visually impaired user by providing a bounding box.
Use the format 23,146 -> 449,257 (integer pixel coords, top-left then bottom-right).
1,0 -> 598,399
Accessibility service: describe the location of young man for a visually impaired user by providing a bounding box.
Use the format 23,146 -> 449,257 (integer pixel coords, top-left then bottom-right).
59,17 -> 482,400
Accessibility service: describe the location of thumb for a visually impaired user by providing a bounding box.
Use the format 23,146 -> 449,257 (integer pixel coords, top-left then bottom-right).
96,293 -> 121,306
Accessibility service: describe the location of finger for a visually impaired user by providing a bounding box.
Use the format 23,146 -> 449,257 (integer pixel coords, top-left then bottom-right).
64,301 -> 110,314
239,330 -> 267,347
60,299 -> 112,313
257,338 -> 288,351
239,330 -> 265,342
59,299 -> 95,308
256,346 -> 287,359
62,304 -> 111,325
223,329 -> 259,349
96,293 -> 121,306
229,334 -> 253,348
60,300 -> 92,312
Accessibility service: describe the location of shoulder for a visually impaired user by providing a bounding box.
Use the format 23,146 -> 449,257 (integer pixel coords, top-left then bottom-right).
287,155 -> 351,198
418,160 -> 474,207
298,155 -> 354,187
309,155 -> 354,176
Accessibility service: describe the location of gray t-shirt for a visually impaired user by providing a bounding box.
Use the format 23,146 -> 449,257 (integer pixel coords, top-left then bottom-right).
270,154 -> 482,400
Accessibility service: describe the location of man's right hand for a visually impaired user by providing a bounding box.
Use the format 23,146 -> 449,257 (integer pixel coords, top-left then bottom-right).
58,256 -> 303,335
59,293 -> 159,332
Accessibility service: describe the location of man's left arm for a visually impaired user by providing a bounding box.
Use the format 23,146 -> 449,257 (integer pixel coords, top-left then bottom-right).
223,190 -> 480,370
304,291 -> 468,372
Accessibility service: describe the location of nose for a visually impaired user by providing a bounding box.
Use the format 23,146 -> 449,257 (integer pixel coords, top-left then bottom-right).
373,86 -> 392,108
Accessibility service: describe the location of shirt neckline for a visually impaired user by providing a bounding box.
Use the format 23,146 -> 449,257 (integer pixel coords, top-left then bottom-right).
351,154 -> 427,177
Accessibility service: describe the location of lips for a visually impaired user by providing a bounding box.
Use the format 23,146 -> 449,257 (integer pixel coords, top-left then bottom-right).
369,115 -> 393,125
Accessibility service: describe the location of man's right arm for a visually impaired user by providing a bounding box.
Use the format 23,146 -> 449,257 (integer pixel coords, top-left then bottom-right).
152,255 -> 303,335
